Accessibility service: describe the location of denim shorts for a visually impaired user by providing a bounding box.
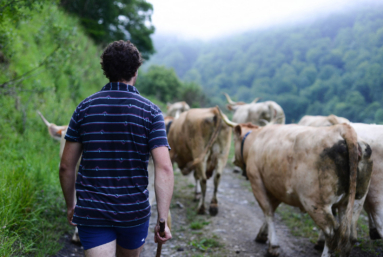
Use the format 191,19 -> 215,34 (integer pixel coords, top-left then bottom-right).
77,220 -> 149,250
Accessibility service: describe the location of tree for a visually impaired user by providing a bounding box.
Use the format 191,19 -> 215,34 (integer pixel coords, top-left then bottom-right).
136,65 -> 182,103
60,0 -> 155,58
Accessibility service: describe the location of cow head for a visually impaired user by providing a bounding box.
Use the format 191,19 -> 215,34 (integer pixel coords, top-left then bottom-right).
217,107 -> 259,169
166,101 -> 190,118
223,93 -> 259,112
232,123 -> 259,170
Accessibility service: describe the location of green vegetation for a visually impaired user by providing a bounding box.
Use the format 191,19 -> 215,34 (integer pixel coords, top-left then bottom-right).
0,2 -> 108,255
60,0 -> 155,59
190,237 -> 222,252
136,65 -> 208,108
190,221 -> 210,230
145,4 -> 383,123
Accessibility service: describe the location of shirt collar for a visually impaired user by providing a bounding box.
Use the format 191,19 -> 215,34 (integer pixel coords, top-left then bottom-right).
101,82 -> 140,94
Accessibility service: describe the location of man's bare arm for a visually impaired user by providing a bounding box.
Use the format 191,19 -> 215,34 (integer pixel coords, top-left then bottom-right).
151,146 -> 174,243
59,141 -> 82,226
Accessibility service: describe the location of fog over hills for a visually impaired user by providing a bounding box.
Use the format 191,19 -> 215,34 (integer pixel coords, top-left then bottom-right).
144,2 -> 383,124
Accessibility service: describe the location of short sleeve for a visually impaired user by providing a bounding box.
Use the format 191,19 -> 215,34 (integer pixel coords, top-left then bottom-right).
65,107 -> 81,143
148,108 -> 170,151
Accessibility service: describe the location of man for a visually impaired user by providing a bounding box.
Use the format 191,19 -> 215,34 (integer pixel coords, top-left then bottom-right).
59,40 -> 173,257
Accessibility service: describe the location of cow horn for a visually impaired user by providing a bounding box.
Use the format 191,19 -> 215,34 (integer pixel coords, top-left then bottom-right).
252,97 -> 261,104
217,106 -> 238,127
259,119 -> 269,126
37,110 -> 51,127
223,93 -> 236,105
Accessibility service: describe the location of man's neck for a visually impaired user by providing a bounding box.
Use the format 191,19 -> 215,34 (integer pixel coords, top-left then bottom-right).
114,79 -> 135,86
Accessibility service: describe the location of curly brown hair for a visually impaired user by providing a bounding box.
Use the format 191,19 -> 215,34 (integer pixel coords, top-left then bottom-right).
100,40 -> 143,82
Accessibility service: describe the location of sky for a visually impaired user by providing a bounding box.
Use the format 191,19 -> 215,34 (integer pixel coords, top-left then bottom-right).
148,0 -> 380,40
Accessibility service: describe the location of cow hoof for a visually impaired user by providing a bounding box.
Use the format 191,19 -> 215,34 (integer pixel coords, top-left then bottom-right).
255,234 -> 268,244
370,228 -> 381,240
314,239 -> 325,251
197,206 -> 206,215
267,245 -> 280,257
209,204 -> 218,216
233,167 -> 241,173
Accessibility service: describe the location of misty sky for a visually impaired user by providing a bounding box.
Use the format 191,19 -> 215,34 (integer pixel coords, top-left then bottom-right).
148,0 -> 380,40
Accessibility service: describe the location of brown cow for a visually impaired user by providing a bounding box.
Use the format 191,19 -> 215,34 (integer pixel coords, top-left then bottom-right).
167,107 -> 232,215
224,93 -> 285,125
298,115 -> 383,242
220,110 -> 372,257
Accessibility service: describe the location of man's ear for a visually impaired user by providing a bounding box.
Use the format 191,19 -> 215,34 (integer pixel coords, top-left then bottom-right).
234,125 -> 242,137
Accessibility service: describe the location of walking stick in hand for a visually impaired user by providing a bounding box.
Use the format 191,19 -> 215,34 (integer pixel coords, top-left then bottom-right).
156,218 -> 166,257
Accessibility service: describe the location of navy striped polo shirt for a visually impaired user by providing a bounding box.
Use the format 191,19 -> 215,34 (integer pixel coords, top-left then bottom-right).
65,82 -> 170,227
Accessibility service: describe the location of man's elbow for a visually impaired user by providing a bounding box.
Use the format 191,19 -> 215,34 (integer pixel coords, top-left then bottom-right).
59,162 -> 70,177
160,165 -> 174,177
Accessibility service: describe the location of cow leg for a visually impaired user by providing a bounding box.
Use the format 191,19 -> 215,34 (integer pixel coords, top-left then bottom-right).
349,198 -> 366,245
256,196 -> 281,245
71,226 -> 80,243
364,199 -> 383,240
248,169 -> 280,256
193,172 -> 201,202
209,156 -> 226,216
197,177 -> 207,215
315,206 -> 337,250
315,230 -> 326,251
196,155 -> 209,215
306,205 -> 338,257
255,221 -> 268,243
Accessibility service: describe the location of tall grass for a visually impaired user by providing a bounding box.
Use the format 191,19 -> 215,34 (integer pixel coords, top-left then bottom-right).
0,3 -> 106,256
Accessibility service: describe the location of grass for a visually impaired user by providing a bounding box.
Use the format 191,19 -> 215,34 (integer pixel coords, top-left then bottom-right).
190,237 -> 222,252
170,169 -> 227,256
0,130 -> 73,256
275,204 -> 318,243
276,203 -> 382,255
190,221 -> 210,230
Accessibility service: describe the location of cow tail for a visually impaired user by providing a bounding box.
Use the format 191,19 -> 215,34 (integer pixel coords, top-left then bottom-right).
339,123 -> 359,251
328,115 -> 340,125
190,107 -> 223,168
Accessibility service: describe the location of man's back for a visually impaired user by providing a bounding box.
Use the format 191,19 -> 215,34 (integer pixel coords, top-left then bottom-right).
65,82 -> 169,228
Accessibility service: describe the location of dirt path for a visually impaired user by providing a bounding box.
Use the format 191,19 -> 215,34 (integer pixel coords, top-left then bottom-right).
52,166 -> 380,257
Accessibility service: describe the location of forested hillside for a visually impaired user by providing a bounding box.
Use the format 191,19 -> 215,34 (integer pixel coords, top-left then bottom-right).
145,4 -> 383,123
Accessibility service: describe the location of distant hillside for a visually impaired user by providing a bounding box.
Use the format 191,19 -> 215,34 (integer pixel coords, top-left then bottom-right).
145,4 -> 383,123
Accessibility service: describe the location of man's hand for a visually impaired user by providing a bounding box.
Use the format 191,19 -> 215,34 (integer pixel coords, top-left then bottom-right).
67,207 -> 76,226
154,223 -> 172,244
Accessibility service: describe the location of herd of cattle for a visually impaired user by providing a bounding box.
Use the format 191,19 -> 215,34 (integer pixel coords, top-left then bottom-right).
38,93 -> 383,257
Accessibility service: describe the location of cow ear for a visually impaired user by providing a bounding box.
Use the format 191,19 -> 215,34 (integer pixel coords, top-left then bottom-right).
234,125 -> 242,137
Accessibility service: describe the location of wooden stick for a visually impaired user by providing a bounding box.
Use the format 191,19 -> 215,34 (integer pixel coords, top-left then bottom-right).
155,218 -> 166,257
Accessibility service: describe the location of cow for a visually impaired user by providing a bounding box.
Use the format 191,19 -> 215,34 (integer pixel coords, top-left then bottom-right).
166,101 -> 190,118
223,93 -> 285,125
37,111 -> 81,243
298,115 -> 350,127
298,115 -> 383,242
219,109 -> 373,257
167,107 -> 232,215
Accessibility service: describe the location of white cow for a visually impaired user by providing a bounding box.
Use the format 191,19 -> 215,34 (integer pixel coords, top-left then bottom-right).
224,93 -> 285,125
298,115 -> 383,245
220,110 -> 373,257
166,101 -> 190,118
